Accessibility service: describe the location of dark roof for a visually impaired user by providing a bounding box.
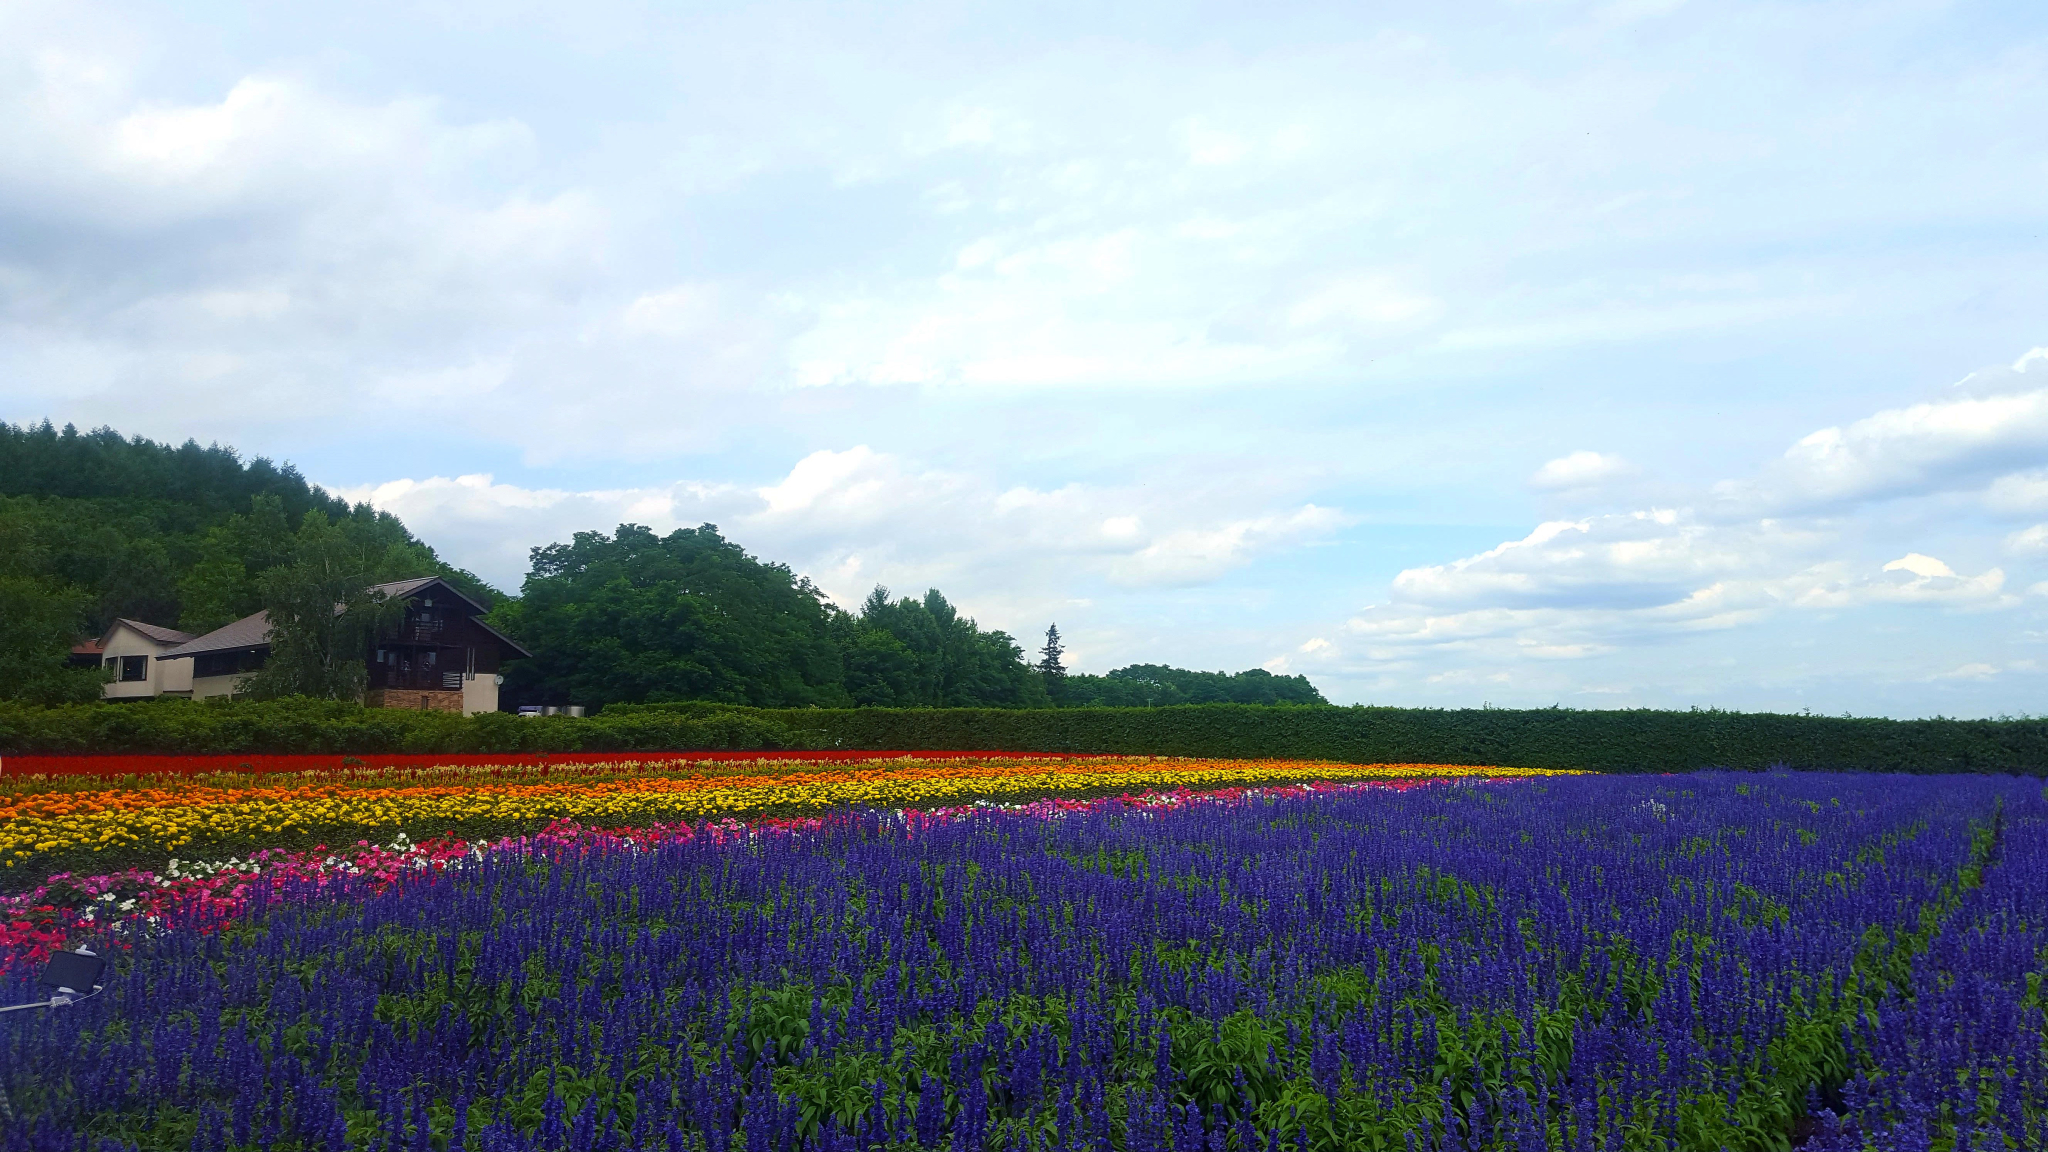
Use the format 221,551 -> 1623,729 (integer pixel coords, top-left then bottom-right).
369,576 -> 440,599
159,611 -> 272,660
369,576 -> 490,614
157,576 -> 529,661
371,576 -> 527,656
106,619 -> 197,646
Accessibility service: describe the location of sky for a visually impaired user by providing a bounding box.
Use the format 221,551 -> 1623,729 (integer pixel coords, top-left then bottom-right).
4,0 -> 2048,716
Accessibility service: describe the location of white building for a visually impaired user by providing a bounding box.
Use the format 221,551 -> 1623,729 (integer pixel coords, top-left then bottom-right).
96,619 -> 199,700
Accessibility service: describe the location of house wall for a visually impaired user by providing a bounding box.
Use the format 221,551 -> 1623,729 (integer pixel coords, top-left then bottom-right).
461,674 -> 500,715
364,689 -> 464,713
157,647 -> 193,695
190,674 -> 242,701
98,625 -> 193,699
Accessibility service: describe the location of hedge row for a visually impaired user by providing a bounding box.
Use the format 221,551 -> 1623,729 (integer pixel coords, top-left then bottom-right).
605,702 -> 2048,774
0,698 -> 805,756
7,699 -> 2047,773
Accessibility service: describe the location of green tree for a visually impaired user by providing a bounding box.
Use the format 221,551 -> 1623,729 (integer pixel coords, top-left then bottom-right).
491,524 -> 852,709
1037,623 -> 1067,702
177,493 -> 296,633
834,613 -> 923,707
238,513 -> 408,701
853,587 -> 1049,708
0,504 -> 107,704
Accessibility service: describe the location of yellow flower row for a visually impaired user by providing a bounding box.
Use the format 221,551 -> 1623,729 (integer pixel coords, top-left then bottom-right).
1,758 -> 1577,868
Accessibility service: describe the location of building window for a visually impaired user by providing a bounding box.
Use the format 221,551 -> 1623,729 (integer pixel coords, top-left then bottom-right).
194,649 -> 268,678
120,655 -> 149,682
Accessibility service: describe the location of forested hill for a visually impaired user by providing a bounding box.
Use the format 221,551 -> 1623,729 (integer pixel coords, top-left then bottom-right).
0,421 -> 493,701
3,420 -> 352,522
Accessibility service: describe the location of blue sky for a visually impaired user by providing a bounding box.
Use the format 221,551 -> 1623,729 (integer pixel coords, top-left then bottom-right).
5,0 -> 2048,715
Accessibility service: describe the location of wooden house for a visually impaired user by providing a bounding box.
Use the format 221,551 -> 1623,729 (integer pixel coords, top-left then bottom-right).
150,576 -> 529,713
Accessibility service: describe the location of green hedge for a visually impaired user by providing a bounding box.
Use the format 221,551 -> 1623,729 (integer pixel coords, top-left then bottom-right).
604,702 -> 2048,774
7,699 -> 2047,773
0,698 -> 806,755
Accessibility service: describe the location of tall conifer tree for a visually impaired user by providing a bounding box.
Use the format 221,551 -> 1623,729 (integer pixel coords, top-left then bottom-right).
1037,624 -> 1067,701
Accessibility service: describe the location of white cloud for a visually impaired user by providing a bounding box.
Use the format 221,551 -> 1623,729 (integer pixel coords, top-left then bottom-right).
1720,385 -> 2048,513
1109,505 -> 1347,587
2005,524 -> 2048,554
1881,552 -> 1952,579
1529,450 -> 1635,491
1984,471 -> 2048,515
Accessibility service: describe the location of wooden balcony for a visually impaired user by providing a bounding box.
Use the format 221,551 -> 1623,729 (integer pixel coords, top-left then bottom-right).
369,659 -> 465,691
395,620 -> 446,643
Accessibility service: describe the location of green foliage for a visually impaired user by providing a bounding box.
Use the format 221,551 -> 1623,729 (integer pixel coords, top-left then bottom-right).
0,696 -> 809,755
1061,664 -> 1328,707
840,586 -> 1049,708
0,576 -> 106,705
491,523 -> 854,708
493,529 -> 1055,711
175,492 -> 296,633
239,513 -> 413,701
0,500 -> 111,704
599,703 -> 2048,774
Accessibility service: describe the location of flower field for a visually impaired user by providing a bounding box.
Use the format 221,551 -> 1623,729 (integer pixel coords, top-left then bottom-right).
4,768 -> 2045,1150
0,755 -> 1548,881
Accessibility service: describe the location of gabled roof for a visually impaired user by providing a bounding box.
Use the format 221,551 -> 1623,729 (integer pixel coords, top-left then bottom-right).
370,576 -> 529,656
159,611 -> 272,660
368,576 -> 490,615
105,618 -> 197,647
156,576 -> 530,661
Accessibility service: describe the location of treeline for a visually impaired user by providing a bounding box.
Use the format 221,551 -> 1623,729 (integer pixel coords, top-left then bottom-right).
0,421 -> 494,703
1057,665 -> 1326,707
677,703 -> 2048,774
